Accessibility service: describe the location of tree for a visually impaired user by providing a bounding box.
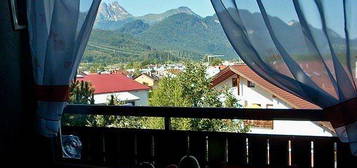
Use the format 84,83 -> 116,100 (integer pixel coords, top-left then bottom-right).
62,80 -> 95,126
69,80 -> 95,104
150,77 -> 190,107
178,63 -> 211,107
222,87 -> 243,108
150,62 -> 249,133
209,58 -> 223,66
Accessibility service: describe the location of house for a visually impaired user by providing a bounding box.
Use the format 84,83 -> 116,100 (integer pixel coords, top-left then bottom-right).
206,65 -> 227,78
77,73 -> 150,106
212,65 -> 335,136
134,73 -> 160,89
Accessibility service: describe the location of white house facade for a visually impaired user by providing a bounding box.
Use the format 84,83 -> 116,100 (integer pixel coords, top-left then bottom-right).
212,65 -> 334,137
93,90 -> 148,106
214,74 -> 290,109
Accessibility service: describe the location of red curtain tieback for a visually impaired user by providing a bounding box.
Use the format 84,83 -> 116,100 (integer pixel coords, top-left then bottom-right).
325,97 -> 357,128
35,85 -> 70,102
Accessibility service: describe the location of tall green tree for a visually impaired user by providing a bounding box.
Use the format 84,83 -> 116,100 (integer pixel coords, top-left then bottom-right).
150,77 -> 190,107
150,63 -> 249,132
178,63 -> 211,107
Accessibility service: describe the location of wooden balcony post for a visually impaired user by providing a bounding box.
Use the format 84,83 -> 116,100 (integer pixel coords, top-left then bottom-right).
205,135 -> 209,168
288,140 -> 292,167
165,117 -> 171,131
134,134 -> 138,166
311,141 -> 314,168
246,137 -> 249,165
267,139 -> 270,166
334,142 -> 337,168
151,135 -> 155,165
225,137 -> 229,164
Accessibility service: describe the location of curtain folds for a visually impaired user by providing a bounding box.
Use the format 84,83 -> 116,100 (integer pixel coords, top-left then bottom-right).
211,0 -> 357,155
27,0 -> 101,137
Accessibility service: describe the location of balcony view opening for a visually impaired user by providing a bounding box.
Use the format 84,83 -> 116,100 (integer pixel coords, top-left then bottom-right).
3,0 -> 357,167
63,0 -> 336,138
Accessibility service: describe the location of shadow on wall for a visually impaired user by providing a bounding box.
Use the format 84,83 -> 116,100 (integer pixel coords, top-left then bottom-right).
0,0 -> 45,166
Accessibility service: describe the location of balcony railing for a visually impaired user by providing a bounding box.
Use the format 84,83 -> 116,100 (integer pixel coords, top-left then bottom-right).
57,105 -> 357,168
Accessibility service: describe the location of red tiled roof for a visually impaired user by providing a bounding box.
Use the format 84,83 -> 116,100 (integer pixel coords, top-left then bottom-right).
212,65 -> 320,109
218,65 -> 227,70
77,73 -> 150,94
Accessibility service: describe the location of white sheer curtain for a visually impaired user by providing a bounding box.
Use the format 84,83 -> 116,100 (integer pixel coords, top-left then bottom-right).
27,0 -> 101,137
211,0 -> 357,155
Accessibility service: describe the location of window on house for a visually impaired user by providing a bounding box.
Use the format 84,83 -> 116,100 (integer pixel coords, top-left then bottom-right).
232,78 -> 237,87
247,81 -> 255,87
232,76 -> 240,95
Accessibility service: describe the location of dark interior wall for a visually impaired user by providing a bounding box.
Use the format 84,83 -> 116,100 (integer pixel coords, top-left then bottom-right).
0,0 -> 42,165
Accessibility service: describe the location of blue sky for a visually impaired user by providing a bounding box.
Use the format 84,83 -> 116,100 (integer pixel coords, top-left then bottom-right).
80,0 -> 353,37
104,0 -> 215,17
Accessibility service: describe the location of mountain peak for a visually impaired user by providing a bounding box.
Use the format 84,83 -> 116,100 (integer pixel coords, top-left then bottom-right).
177,6 -> 192,11
173,6 -> 196,16
138,6 -> 199,25
97,1 -> 132,22
178,6 -> 190,9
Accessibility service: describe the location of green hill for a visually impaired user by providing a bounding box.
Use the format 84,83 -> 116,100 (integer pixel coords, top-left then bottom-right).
136,13 -> 237,59
82,30 -> 202,64
117,20 -> 150,35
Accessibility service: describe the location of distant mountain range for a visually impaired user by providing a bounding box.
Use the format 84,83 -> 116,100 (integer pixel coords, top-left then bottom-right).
85,2 -> 356,65
94,2 -> 199,29
87,1 -> 237,63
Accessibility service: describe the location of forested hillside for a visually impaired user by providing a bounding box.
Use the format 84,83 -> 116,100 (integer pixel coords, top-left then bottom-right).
82,30 -> 202,64
136,13 -> 237,59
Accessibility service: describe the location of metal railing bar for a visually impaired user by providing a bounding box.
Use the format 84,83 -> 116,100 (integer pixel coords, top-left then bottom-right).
64,105 -> 327,121
63,126 -> 338,140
